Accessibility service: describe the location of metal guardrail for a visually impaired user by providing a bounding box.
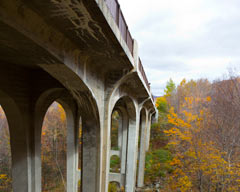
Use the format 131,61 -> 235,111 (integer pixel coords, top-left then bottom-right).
105,0 -> 152,94
138,58 -> 150,90
105,0 -> 133,55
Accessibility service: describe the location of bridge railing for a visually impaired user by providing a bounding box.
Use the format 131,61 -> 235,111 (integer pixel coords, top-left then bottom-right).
138,58 -> 150,90
105,0 -> 154,100
105,0 -> 133,55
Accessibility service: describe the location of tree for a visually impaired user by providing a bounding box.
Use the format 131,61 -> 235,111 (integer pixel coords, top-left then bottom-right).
0,106 -> 12,191
163,77 -> 240,191
164,78 -> 176,97
41,102 -> 67,191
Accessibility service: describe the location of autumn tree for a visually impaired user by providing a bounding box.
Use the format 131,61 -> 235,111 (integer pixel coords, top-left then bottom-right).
164,77 -> 240,191
41,102 -> 67,191
0,106 -> 12,191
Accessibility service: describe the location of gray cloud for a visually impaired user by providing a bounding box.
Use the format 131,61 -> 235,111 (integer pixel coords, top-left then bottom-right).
119,0 -> 240,95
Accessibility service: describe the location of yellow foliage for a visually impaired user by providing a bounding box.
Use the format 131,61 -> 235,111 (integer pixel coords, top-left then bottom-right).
163,93 -> 239,191
180,79 -> 186,86
177,176 -> 192,192
155,97 -> 167,108
58,104 -> 66,122
170,157 -> 182,166
0,174 -> 7,180
206,96 -> 211,102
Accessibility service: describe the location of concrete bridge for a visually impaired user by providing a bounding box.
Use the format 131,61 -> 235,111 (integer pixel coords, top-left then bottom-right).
0,0 -> 156,191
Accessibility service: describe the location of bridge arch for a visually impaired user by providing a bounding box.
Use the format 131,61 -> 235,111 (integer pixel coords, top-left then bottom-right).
108,95 -> 138,191
33,87 -> 101,192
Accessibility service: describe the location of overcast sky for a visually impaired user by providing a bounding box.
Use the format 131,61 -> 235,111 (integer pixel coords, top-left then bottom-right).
118,0 -> 240,95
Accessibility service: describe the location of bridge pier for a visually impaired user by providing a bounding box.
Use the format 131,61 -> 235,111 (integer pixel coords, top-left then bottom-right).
125,117 -> 139,192
137,109 -> 148,187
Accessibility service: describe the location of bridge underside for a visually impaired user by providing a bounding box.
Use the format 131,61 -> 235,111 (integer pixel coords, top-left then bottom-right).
0,0 -> 156,191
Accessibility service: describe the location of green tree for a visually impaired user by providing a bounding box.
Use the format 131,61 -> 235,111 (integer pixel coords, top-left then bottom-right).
164,78 -> 176,97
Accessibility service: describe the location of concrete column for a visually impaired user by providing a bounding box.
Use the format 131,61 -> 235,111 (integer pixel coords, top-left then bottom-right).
32,113 -> 42,192
125,114 -> 140,192
2,98 -> 33,192
82,118 -> 98,192
66,111 -> 77,192
103,106 -> 112,192
11,118 -> 31,192
0,93 -> 33,192
137,112 -> 148,187
120,114 -> 128,175
145,115 -> 152,151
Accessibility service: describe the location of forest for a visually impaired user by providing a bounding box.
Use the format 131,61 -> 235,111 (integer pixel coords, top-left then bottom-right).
1,73 -> 240,192
144,72 -> 240,191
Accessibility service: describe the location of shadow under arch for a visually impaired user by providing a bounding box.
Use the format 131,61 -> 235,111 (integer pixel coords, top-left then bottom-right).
0,90 -> 29,192
33,87 -> 101,192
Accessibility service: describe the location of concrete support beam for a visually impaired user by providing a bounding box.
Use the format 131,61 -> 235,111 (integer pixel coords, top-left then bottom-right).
137,111 -> 148,187
109,173 -> 125,184
125,115 -> 140,192
145,115 -> 152,151
110,150 -> 121,157
82,119 -> 98,192
66,111 -> 77,192
11,113 -> 31,192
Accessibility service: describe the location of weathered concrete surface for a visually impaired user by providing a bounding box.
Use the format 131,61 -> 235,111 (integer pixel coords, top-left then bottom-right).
0,0 -> 156,191
137,108 -> 148,187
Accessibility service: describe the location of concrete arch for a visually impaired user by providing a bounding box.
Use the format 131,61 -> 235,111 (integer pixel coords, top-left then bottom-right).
113,106 -> 128,176
33,87 -> 101,192
108,71 -> 137,111
139,97 -> 156,114
139,106 -> 148,116
0,90 -> 29,192
107,95 -> 139,192
109,154 -> 121,159
32,88 -> 76,192
41,68 -> 102,192
112,96 -> 137,122
102,71 -> 138,192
